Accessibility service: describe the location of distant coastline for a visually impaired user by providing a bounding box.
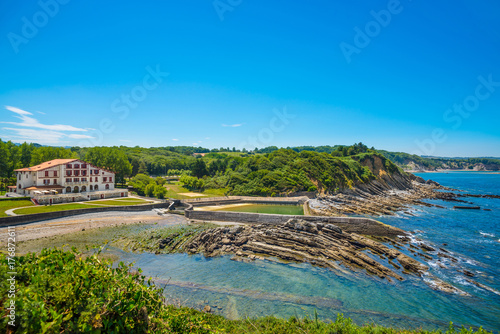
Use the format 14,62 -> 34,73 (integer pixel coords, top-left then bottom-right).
409,169 -> 500,173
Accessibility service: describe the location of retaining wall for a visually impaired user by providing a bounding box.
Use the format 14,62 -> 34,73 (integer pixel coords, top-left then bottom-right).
181,196 -> 308,207
184,209 -> 403,237
36,190 -> 127,205
0,202 -> 171,227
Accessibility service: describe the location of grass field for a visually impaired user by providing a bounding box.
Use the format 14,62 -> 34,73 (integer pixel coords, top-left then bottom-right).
13,203 -> 104,215
0,199 -> 34,217
165,182 -> 227,199
10,197 -> 153,215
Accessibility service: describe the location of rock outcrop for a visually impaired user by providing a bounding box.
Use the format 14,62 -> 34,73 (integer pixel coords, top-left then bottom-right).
182,219 -> 428,282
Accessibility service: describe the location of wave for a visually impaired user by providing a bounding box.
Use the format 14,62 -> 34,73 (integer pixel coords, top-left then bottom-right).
479,231 -> 495,238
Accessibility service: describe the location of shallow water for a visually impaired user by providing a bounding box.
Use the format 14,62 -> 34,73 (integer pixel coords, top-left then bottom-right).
113,172 -> 498,331
213,204 -> 304,215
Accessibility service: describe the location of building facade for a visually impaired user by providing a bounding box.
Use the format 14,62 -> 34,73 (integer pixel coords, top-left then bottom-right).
14,159 -> 117,198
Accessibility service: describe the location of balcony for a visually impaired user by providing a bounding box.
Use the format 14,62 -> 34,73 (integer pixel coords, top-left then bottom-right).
65,181 -> 90,185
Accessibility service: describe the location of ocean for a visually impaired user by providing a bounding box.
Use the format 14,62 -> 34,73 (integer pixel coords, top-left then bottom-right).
111,172 -> 500,331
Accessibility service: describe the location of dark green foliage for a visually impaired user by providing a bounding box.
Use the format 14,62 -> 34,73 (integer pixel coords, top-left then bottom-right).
191,159 -> 208,178
0,248 -> 165,333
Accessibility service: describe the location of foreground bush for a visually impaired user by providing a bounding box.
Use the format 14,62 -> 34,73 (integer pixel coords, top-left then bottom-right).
0,249 -> 492,333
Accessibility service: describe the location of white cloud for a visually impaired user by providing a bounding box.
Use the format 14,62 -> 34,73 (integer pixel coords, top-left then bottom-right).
172,138 -> 179,141
2,106 -> 95,145
221,123 -> 243,127
68,134 -> 95,139
2,127 -> 65,145
3,106 -> 88,132
6,106 -> 31,115
192,143 -> 199,146
205,137 -> 210,140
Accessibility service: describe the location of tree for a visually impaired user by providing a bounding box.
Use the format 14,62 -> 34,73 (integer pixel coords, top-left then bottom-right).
191,158 -> 208,178
138,161 -> 148,175
85,147 -> 133,185
20,142 -> 35,167
153,185 -> 167,199
155,177 -> 166,186
145,183 -> 156,197
0,140 -> 10,178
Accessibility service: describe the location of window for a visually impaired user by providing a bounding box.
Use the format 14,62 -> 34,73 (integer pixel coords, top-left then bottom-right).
26,174 -> 28,178
67,171 -> 72,176
74,171 -> 79,176
94,185 -> 98,190
82,171 -> 86,176
94,170 -> 98,175
66,178 -> 71,183
18,184 -> 21,189
105,184 -> 109,190
53,179 -> 57,185
74,164 -> 79,168
82,164 -> 87,168
54,171 -> 57,177
95,177 -> 98,182
45,171 -> 49,177
18,175 -> 20,180
81,178 -> 87,182
109,177 -> 112,182
103,177 -> 107,182
67,164 -> 72,168
74,178 -> 79,182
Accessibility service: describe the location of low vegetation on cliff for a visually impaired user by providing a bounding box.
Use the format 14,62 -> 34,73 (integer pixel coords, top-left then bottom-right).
179,144 -> 407,196
0,248 -> 492,333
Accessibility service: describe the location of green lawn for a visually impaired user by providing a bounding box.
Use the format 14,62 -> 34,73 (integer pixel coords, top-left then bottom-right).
13,203 -> 103,215
165,182 -> 227,199
0,199 -> 34,217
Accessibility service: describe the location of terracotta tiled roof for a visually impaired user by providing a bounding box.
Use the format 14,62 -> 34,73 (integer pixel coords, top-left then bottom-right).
14,159 -> 78,172
25,185 -> 64,190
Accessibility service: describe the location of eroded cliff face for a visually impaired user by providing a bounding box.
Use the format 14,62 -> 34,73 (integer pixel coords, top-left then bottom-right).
307,155 -> 456,216
353,154 -> 414,194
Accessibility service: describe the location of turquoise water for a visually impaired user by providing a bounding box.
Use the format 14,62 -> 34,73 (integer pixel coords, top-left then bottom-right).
112,173 -> 500,331
214,204 -> 304,215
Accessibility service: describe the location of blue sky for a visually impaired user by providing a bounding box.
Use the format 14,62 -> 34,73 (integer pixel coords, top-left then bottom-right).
1,0 -> 499,157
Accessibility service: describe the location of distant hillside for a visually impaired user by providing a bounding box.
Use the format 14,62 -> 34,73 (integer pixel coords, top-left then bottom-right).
378,151 -> 500,171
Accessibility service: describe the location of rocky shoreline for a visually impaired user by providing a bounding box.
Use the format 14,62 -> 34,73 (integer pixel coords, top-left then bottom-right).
117,217 -> 500,296
307,173 -> 499,216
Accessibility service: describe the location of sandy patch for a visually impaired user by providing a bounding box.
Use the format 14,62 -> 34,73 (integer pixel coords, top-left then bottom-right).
178,192 -> 207,197
0,209 -> 193,243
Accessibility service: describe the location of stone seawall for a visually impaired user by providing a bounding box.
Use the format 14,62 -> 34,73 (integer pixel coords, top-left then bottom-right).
0,202 -> 171,227
181,196 -> 309,207
184,209 -> 404,237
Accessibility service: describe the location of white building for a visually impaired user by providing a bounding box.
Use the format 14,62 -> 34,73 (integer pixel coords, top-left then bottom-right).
14,159 -> 126,204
